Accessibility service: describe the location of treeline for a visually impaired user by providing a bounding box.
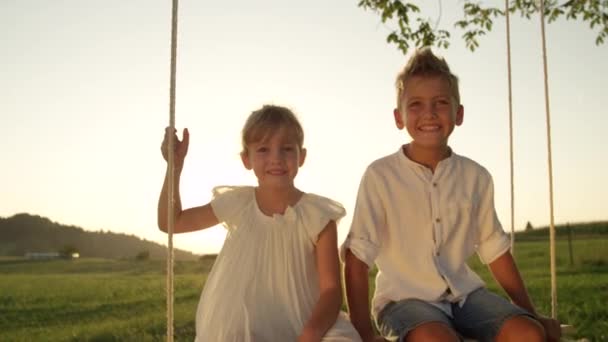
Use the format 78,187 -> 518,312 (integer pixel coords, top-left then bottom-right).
514,221 -> 608,241
0,213 -> 200,260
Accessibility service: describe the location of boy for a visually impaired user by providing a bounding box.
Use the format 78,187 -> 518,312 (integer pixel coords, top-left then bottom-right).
341,48 -> 560,342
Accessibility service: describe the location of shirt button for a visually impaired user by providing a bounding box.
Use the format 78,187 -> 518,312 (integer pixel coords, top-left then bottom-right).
435,218 -> 441,223
433,182 -> 437,187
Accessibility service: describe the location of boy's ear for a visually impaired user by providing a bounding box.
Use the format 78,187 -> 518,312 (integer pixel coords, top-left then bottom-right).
393,108 -> 405,130
299,148 -> 307,167
455,105 -> 464,126
240,151 -> 252,170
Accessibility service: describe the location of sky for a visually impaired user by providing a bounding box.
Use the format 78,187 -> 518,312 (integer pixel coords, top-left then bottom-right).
2,0 -> 607,255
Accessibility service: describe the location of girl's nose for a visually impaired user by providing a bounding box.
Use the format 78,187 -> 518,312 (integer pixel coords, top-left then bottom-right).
270,149 -> 284,161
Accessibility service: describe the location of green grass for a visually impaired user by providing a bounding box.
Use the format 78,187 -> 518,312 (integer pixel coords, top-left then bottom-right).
0,259 -> 209,341
1,238 -> 607,341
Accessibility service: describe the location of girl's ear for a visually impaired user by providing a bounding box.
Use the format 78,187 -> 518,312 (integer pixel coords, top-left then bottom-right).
241,151 -> 252,170
393,108 -> 405,130
299,148 -> 307,167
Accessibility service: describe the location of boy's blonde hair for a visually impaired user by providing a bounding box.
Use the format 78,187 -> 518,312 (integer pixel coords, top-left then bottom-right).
241,105 -> 304,154
395,47 -> 460,113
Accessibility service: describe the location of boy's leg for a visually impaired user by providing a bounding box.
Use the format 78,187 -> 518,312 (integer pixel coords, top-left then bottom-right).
376,299 -> 460,342
452,287 -> 542,342
495,315 -> 545,342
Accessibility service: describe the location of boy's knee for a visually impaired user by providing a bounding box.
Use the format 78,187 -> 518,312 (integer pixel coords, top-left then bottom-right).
497,316 -> 545,342
405,322 -> 459,342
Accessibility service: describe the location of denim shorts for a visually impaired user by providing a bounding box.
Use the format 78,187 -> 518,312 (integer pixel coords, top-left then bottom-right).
376,288 -> 534,342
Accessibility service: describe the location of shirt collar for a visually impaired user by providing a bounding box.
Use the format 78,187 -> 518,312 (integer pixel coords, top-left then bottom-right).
397,145 -> 456,172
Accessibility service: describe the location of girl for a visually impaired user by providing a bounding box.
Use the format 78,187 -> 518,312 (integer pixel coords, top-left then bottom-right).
158,105 -> 361,342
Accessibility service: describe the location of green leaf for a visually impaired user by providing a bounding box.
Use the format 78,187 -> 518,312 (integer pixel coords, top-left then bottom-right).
358,0 -> 606,55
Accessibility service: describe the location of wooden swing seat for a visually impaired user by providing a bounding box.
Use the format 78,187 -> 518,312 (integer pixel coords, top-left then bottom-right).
463,324 -> 576,341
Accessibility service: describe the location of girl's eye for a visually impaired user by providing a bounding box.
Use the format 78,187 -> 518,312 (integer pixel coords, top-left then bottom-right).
283,146 -> 295,152
256,147 -> 268,153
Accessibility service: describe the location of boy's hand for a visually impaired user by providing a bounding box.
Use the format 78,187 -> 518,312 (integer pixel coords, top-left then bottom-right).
536,315 -> 561,342
161,127 -> 189,169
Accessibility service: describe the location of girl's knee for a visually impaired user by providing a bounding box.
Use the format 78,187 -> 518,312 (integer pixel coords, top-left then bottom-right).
497,316 -> 545,342
405,322 -> 459,342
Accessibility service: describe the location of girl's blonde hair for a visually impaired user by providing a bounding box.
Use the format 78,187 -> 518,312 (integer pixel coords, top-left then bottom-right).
395,47 -> 460,113
241,105 -> 304,154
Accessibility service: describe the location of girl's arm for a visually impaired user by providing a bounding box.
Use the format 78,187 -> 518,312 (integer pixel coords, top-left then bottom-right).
489,250 -> 561,341
157,168 -> 218,233
298,221 -> 342,342
157,127 -> 219,233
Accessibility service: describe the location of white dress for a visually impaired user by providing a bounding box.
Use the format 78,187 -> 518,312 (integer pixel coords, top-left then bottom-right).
195,186 -> 361,342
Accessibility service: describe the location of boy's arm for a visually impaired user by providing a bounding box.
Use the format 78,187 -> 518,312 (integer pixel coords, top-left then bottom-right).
488,250 -> 536,314
489,250 -> 561,341
342,166 -> 386,342
157,127 -> 219,233
298,221 -> 342,342
344,249 -> 383,342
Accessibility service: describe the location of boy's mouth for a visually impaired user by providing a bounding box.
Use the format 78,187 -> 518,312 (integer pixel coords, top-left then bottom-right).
267,169 -> 287,175
418,124 -> 440,132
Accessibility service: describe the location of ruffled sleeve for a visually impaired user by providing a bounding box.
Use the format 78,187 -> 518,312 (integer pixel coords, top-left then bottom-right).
298,194 -> 346,244
210,186 -> 253,231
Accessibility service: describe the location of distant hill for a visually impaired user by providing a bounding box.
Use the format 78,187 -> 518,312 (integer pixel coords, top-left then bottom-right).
0,213 -> 200,261
514,221 -> 608,241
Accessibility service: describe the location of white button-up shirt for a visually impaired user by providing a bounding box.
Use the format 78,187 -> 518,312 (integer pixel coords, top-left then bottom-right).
341,147 -> 510,318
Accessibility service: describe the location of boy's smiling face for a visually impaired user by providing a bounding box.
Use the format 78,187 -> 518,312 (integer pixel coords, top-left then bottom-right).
394,75 -> 463,150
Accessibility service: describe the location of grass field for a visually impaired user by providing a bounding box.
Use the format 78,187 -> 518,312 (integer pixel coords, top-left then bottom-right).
1,238 -> 607,341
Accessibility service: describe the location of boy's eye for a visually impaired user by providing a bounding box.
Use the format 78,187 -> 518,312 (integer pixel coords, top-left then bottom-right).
435,98 -> 450,106
408,101 -> 421,108
256,147 -> 268,153
283,146 -> 295,152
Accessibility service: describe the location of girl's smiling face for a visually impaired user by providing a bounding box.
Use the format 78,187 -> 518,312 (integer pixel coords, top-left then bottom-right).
241,127 -> 306,191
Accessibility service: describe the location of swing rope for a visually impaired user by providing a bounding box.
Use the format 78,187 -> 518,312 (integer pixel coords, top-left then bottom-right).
166,0 -> 180,340
538,0 -> 558,320
506,2 -> 572,335
505,0 -> 516,254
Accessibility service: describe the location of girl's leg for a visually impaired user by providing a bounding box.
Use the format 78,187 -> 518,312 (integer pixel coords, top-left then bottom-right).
321,311 -> 363,342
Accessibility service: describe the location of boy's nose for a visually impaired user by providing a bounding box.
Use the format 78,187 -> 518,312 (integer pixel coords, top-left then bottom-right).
423,104 -> 439,118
